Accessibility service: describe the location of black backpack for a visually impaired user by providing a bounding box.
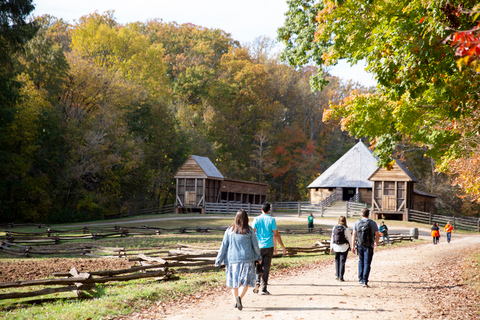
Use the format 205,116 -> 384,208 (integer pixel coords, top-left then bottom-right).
357,219 -> 373,246
333,225 -> 347,244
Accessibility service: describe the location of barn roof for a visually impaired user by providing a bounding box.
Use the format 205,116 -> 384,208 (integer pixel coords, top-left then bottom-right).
308,141 -> 378,189
191,155 -> 224,179
413,189 -> 437,198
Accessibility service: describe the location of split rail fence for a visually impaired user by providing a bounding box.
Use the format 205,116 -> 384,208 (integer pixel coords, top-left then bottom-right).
407,209 -> 480,231
0,234 -> 415,302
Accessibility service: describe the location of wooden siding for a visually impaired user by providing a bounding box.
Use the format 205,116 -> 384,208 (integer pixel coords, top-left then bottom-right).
413,193 -> 435,213
369,163 -> 413,182
174,158 -> 209,179
220,179 -> 268,195
359,188 -> 372,205
309,188 -> 334,202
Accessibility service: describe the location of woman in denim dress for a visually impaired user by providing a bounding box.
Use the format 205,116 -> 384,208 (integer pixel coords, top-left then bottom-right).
215,209 -> 262,310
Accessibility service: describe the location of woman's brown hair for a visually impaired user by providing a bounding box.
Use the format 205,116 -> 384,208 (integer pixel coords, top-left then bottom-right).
338,215 -> 347,228
231,209 -> 250,234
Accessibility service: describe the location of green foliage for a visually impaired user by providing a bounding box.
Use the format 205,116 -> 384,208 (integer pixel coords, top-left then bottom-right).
279,0 -> 480,171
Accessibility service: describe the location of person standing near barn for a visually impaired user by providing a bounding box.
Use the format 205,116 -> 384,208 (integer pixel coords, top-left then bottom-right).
330,216 -> 352,282
215,209 -> 262,310
253,202 -> 287,295
352,208 -> 379,288
444,221 -> 454,243
308,213 -> 314,232
379,221 -> 390,245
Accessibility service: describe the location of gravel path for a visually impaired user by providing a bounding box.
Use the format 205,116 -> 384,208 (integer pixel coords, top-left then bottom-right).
155,233 -> 479,320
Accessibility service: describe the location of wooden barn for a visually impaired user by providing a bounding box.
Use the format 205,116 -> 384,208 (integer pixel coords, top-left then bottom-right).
307,141 -> 378,205
308,141 -> 436,221
369,162 -> 436,220
174,155 -> 268,213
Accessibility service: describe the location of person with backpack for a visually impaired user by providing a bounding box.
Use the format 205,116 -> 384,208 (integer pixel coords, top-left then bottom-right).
431,223 -> 440,244
352,208 -> 379,288
330,216 -> 352,282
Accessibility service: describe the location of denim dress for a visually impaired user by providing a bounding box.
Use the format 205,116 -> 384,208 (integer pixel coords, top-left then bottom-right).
215,227 -> 261,288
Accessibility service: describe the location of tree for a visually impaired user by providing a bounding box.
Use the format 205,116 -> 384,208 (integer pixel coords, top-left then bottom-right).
0,0 -> 38,222
279,0 -> 480,200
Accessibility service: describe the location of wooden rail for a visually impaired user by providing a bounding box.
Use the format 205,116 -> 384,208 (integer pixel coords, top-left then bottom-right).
0,234 -> 415,302
408,210 -> 479,231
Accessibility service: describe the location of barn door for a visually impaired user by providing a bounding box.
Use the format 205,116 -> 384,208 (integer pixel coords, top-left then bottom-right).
185,191 -> 196,205
382,196 -> 396,210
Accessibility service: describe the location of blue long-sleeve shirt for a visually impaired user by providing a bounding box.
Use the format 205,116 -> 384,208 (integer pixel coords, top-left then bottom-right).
215,227 -> 261,266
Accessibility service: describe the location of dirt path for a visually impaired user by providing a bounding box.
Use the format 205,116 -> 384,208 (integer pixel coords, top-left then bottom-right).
141,233 -> 480,320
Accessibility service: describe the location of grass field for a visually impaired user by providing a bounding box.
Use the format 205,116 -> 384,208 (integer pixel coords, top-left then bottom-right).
0,213 -> 475,319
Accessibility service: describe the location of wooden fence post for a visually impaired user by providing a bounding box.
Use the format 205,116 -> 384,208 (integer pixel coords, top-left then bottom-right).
297,201 -> 301,217
453,216 -> 456,229
346,202 -> 349,218
429,212 -> 432,225
227,202 -> 229,215
321,205 -> 324,218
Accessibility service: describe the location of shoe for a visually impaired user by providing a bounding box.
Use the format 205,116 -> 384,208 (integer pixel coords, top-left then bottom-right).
236,296 -> 242,311
260,290 -> 270,295
363,283 -> 369,288
253,282 -> 260,294
339,278 -> 345,282
233,303 -> 237,308
359,280 -> 363,285
335,277 -> 339,281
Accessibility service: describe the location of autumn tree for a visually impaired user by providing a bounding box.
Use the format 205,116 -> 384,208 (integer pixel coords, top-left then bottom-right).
279,0 -> 480,203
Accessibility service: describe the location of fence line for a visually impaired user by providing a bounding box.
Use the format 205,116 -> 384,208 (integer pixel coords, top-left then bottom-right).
0,235 -> 415,301
204,202 -> 262,215
408,209 -> 479,231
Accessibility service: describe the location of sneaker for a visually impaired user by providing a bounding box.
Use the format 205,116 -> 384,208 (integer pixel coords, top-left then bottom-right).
363,283 -> 369,288
260,290 -> 270,295
236,296 -> 243,311
359,280 -> 363,285
339,278 -> 345,282
253,282 -> 260,293
335,277 -> 339,281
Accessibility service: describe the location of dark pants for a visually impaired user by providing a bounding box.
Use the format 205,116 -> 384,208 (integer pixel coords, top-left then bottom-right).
255,247 -> 274,291
357,245 -> 374,285
334,251 -> 348,280
447,232 -> 451,243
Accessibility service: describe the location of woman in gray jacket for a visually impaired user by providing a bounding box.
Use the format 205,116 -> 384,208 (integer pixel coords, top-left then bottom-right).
215,209 -> 261,311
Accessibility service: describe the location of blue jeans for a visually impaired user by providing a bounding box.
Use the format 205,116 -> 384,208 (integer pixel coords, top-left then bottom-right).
357,245 -> 374,285
447,232 -> 451,243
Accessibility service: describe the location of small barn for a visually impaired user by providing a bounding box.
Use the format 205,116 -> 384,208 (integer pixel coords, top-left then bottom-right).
307,141 -> 378,204
174,155 -> 268,213
307,141 -> 436,221
369,162 -> 436,220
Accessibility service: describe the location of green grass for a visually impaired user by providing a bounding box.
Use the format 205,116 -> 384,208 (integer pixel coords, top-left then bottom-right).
0,213 -> 474,319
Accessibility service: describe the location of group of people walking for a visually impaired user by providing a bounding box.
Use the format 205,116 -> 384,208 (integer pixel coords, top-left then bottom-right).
431,221 -> 454,244
215,203 -> 453,310
215,202 -> 286,310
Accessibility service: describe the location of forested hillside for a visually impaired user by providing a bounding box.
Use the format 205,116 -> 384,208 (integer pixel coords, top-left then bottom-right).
1,3 -> 474,223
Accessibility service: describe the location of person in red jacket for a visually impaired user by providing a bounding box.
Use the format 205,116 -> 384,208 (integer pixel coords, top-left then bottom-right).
444,222 -> 454,243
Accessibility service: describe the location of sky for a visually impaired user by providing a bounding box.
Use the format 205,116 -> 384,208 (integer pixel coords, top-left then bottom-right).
32,0 -> 377,87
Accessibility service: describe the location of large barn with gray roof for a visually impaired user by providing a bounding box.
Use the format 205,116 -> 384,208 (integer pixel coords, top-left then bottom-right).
174,155 -> 267,213
308,141 -> 436,220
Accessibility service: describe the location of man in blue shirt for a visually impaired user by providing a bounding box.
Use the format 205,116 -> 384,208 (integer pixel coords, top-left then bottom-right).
253,202 -> 286,295
352,208 -> 379,288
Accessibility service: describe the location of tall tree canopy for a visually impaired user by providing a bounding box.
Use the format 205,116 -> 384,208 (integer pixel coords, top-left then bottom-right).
279,0 -> 480,200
